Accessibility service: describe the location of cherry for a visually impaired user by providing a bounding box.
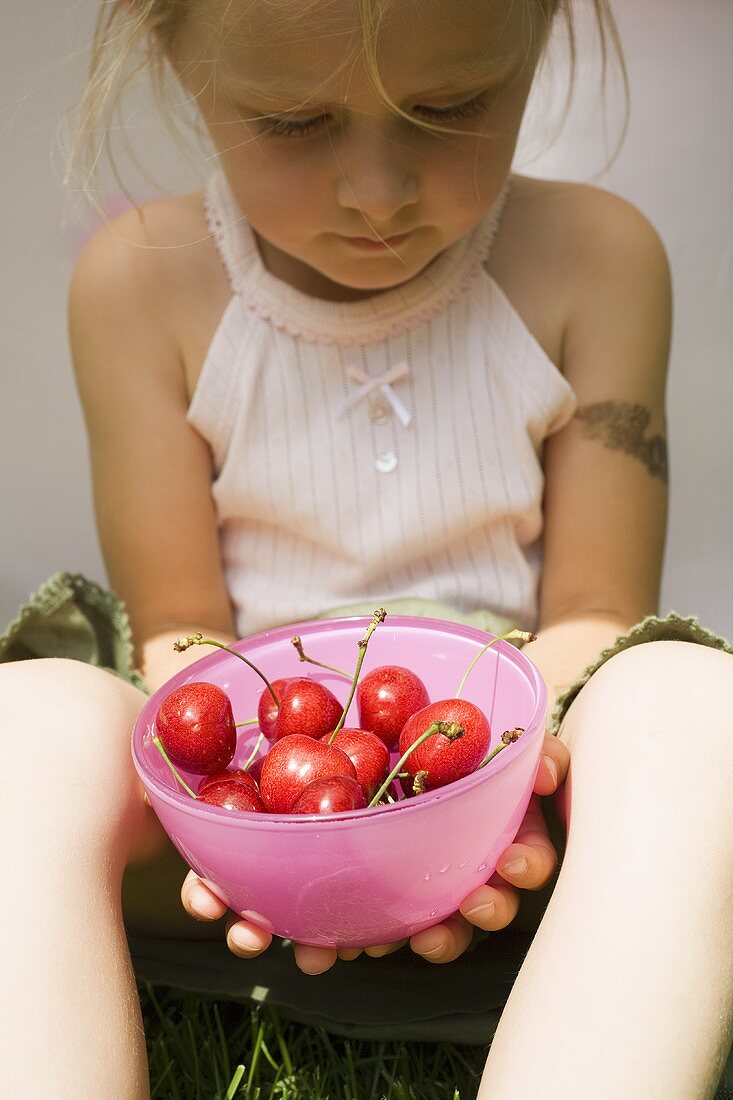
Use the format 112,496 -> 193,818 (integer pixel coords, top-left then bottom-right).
319,728 -> 390,801
259,735 -> 357,814
398,699 -> 491,792
356,665 -> 430,748
198,780 -> 265,813
155,681 -> 236,775
256,677 -> 293,739
267,678 -> 344,742
291,775 -> 366,815
197,768 -> 258,796
246,756 -> 266,785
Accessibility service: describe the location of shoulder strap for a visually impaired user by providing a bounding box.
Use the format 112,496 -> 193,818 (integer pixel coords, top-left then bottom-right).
203,169 -> 259,293
478,178 -> 511,268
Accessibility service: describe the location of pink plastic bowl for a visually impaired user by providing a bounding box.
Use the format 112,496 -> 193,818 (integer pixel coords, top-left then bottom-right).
131,615 -> 547,948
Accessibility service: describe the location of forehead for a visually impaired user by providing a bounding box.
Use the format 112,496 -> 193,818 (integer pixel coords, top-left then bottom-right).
179,0 -> 535,99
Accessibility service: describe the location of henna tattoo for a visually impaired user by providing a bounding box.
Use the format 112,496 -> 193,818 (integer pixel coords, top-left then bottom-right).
575,401 -> 668,483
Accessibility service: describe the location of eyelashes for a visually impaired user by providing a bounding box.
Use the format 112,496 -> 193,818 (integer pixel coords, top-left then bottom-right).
261,94 -> 490,138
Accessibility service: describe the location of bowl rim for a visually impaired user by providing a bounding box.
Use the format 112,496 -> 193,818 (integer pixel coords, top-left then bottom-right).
131,614 -> 547,826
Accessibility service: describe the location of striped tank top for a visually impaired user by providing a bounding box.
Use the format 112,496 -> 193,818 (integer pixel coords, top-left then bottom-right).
186,169 -> 577,637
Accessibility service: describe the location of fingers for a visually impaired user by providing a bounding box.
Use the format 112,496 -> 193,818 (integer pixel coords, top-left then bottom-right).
459,877 -> 520,930
181,870 -> 228,921
182,872 -> 273,958
409,911 -> 474,964
495,794 -> 558,890
336,947 -> 363,961
363,940 -> 407,958
534,732 -> 570,796
225,914 -> 273,958
293,942 -> 339,975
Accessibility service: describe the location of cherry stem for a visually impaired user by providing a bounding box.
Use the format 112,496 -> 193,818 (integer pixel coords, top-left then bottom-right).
291,636 -> 351,679
235,718 -> 259,727
367,720 -> 464,808
152,736 -> 198,799
476,727 -> 525,770
174,634 -> 279,707
454,628 -> 537,699
241,732 -> 265,773
328,609 -> 387,743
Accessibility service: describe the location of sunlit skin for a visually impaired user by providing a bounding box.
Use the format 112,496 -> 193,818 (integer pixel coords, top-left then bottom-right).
166,0 -> 568,972
171,0 -> 544,301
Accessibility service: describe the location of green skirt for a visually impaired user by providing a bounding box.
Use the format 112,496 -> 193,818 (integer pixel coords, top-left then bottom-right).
2,572 -> 732,1045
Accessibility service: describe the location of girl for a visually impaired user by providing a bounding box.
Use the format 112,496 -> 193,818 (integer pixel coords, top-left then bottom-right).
2,0 -> 732,1097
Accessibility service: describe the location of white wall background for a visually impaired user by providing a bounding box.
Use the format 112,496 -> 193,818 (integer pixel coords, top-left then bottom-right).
2,0 -> 732,634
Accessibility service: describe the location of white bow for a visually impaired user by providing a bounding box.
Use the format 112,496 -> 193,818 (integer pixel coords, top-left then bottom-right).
337,362 -> 412,428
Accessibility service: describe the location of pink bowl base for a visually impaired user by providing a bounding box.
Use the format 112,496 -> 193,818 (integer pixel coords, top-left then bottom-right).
132,616 -> 547,948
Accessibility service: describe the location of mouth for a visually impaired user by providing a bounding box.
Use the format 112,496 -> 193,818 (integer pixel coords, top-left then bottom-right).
338,232 -> 413,252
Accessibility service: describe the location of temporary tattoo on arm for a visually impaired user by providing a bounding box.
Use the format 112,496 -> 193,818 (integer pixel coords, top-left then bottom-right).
575,401 -> 668,483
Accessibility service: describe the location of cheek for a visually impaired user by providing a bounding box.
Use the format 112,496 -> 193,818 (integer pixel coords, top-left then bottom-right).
423,138 -> 509,213
220,141 -> 330,221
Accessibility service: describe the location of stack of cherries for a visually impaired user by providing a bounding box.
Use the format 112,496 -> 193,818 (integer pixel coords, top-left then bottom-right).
152,610 -> 534,818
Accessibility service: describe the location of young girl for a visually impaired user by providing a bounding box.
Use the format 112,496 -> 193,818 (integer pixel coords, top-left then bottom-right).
2,0 -> 732,1096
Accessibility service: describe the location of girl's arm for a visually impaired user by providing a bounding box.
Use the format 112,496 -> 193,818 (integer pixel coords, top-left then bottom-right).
68,203 -> 237,692
534,184 -> 672,700
444,184 -> 673,965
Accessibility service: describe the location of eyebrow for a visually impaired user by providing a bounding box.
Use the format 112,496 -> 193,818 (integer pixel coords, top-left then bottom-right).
219,48 -> 523,103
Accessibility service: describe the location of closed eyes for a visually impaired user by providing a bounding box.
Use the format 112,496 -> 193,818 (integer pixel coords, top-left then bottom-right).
262,94 -> 491,137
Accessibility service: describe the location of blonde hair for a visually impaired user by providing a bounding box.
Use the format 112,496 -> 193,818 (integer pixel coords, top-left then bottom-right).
65,0 -> 628,201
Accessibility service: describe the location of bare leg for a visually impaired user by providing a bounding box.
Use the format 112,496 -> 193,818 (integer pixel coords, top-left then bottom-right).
479,640 -> 733,1100
0,659 -> 218,1100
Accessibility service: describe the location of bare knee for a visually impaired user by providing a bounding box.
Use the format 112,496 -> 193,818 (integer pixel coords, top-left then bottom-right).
562,640 -> 733,751
0,657 -> 146,786
0,658 -> 161,861
560,641 -> 733,830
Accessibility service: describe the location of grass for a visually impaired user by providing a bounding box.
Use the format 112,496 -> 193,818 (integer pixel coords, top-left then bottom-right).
141,983 -> 488,1099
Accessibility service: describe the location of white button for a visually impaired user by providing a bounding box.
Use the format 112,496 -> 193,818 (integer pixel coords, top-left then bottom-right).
375,450 -> 398,473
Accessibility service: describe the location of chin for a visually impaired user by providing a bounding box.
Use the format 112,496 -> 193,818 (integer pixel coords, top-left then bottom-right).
323,254 -> 439,294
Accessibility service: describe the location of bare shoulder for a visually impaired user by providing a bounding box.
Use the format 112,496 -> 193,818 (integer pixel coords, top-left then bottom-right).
490,176 -> 671,372
508,175 -> 668,259
68,191 -> 227,391
504,175 -> 670,300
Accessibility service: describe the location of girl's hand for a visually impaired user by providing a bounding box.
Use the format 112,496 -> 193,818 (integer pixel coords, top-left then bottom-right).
180,873 -> 384,973
181,732 -> 569,973
412,732 -> 569,963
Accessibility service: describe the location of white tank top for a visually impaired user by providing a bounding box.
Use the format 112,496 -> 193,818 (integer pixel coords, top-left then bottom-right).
187,169 -> 577,637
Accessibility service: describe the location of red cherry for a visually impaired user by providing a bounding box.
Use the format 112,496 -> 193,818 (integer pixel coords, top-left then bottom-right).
398,698 -> 491,792
155,682 -> 236,774
197,780 -> 265,813
259,734 -> 357,814
270,678 -> 343,742
356,665 -> 430,749
291,775 -> 366,815
319,728 -> 390,801
257,678 -> 293,740
197,768 -> 258,796
246,756 -> 266,785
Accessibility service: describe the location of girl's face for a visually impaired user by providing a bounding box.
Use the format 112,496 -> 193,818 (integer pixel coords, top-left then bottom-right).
174,0 -> 543,299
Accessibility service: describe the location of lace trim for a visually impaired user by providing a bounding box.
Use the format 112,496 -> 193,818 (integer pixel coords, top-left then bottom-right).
0,571 -> 146,691
203,171 -> 510,348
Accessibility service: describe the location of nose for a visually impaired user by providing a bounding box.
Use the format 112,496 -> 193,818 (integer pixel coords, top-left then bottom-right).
335,122 -> 419,224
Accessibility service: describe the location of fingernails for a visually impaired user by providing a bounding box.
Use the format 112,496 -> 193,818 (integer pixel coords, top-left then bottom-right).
464,900 -> 495,922
422,943 -> 447,960
500,856 -> 528,877
229,925 -> 263,952
543,754 -> 559,787
189,884 -> 221,918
